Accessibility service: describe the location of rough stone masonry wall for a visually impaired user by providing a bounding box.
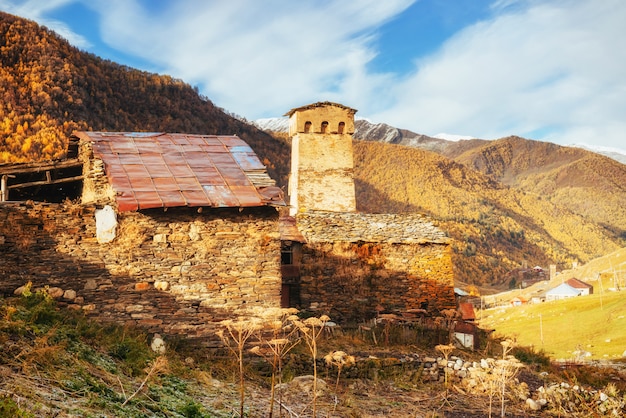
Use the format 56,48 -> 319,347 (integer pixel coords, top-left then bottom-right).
291,133 -> 356,214
299,241 -> 456,323
0,201 -> 281,344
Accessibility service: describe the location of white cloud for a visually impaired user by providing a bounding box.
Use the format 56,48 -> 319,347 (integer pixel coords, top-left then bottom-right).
368,0 -> 626,151
85,0 -> 413,118
3,0 -> 625,153
0,0 -> 92,48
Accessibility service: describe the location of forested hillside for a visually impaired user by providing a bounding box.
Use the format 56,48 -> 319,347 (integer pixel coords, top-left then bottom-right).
449,137 -> 626,241
0,12 -> 290,185
2,11 -> 625,290
352,140 -> 622,287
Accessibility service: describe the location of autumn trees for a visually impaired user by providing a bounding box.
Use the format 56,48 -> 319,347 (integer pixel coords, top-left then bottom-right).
0,11 -> 291,186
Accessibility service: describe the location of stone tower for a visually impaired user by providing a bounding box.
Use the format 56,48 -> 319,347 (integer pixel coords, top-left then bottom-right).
285,102 -> 357,215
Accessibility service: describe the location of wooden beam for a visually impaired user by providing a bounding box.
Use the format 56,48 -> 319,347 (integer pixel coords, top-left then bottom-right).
1,175 -> 7,202
7,175 -> 84,190
0,158 -> 82,176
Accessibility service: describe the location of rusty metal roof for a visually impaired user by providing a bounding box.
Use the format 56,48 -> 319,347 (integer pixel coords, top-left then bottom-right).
458,302 -> 476,321
279,215 -> 307,243
565,278 -> 593,289
74,132 -> 284,212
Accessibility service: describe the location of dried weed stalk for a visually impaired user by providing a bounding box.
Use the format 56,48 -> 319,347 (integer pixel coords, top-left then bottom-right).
324,350 -> 355,392
475,339 -> 522,418
216,317 -> 263,417
121,355 -> 168,406
436,343 -> 455,389
292,314 -> 330,418
249,307 -> 301,418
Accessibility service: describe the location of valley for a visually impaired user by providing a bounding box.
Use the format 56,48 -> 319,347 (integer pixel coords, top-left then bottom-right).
1,10 -> 626,416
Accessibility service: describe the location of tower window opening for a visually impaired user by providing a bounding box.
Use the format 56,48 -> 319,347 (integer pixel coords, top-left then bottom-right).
321,121 -> 328,133
338,122 -> 345,134
304,121 -> 312,133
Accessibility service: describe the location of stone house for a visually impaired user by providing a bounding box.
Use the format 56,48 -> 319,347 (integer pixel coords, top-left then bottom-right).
1,102 -> 457,340
0,132 -> 285,343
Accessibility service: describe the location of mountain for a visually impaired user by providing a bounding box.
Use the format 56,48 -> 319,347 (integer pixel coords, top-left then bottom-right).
352,140 -> 623,287
2,11 -> 625,290
254,116 -> 454,153
257,116 -> 626,165
449,136 -> 626,243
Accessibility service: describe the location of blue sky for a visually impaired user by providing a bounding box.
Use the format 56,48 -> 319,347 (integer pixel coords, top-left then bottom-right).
1,0 -> 625,153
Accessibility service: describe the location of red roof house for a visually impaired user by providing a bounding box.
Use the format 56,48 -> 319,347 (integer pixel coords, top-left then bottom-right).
566,278 -> 594,295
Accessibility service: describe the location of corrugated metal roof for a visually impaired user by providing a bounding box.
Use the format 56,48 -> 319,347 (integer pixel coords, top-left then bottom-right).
458,302 -> 476,321
566,278 -> 593,289
75,132 -> 284,211
279,215 -> 307,243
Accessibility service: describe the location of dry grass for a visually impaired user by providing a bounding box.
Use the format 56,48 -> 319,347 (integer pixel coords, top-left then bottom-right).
2,292 -> 624,417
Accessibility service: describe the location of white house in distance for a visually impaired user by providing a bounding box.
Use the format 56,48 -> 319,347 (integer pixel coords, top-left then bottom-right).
565,278 -> 594,296
545,278 -> 594,301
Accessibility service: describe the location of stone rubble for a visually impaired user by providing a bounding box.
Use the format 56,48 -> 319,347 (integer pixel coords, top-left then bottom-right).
348,352 -> 625,415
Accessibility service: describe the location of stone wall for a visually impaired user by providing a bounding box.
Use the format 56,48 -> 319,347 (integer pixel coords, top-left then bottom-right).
294,211 -> 456,322
289,132 -> 357,214
298,241 -> 456,322
0,201 -> 282,344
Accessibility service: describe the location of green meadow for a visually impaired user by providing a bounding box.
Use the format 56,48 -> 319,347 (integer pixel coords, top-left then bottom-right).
479,289 -> 626,360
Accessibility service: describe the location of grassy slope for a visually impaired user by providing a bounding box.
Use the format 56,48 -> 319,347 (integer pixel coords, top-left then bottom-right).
480,290 -> 626,360
479,248 -> 626,360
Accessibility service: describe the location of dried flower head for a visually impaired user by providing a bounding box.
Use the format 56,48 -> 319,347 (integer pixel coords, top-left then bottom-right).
324,350 -> 356,368
500,340 -> 514,348
304,317 -> 323,327
268,338 -> 289,346
435,344 -> 455,359
270,320 -> 283,331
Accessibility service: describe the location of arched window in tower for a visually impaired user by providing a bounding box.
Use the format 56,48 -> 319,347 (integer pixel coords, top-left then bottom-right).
321,121 -> 328,133
338,121 -> 345,134
304,121 -> 312,133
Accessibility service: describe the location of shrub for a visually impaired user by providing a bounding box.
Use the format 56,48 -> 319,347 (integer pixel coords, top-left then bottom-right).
0,395 -> 33,418
512,346 -> 550,369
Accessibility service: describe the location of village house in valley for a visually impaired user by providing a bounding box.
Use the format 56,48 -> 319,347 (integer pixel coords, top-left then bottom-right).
0,102 -> 456,343
545,278 -> 594,301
